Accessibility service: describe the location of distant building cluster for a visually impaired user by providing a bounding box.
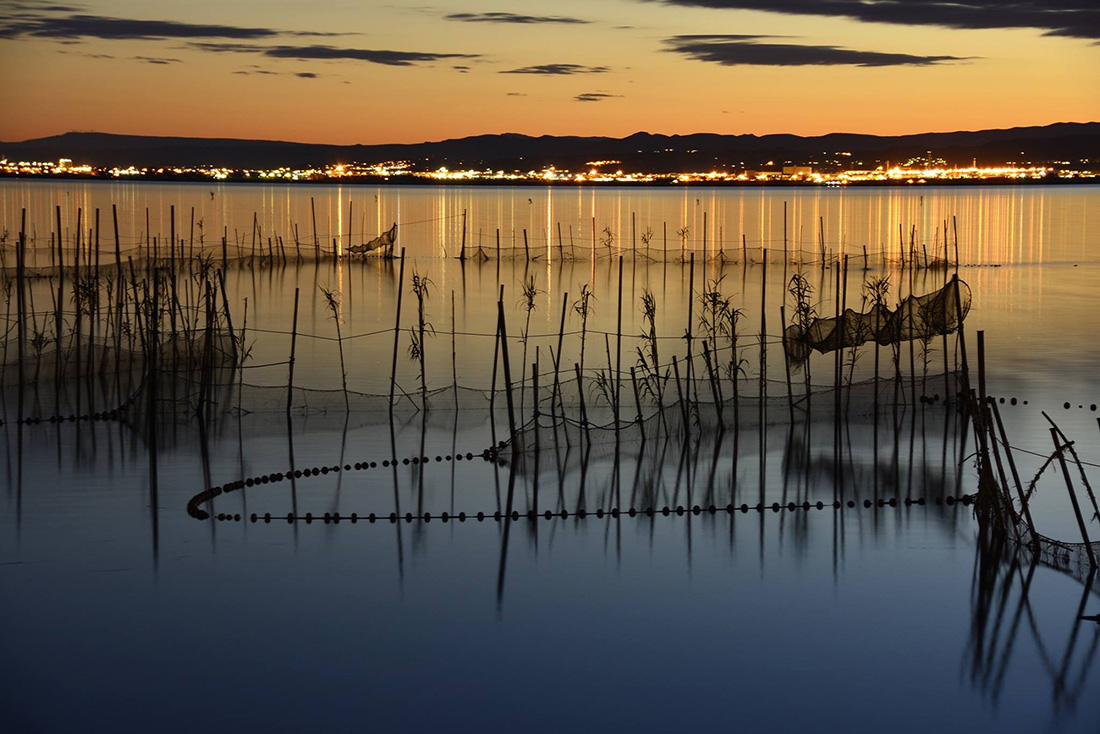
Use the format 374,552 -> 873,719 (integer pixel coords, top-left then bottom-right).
1,155 -> 1095,184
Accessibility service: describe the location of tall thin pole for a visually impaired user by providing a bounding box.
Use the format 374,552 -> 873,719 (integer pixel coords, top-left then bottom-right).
460,209 -> 467,261
287,288 -> 300,414
310,197 -> 319,258
388,248 -> 407,411
498,300 -> 518,446
616,256 -> 624,407
1052,429 -> 1097,567
16,210 -> 26,407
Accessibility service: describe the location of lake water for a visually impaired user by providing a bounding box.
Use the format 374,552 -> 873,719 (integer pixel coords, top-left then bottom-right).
1,180 -> 1099,732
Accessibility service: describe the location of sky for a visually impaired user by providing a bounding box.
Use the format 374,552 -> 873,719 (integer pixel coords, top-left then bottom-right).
1,0 -> 1098,144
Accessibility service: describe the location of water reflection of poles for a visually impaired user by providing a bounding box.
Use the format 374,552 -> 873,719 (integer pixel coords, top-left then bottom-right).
148,270 -> 160,571
968,530 -> 1100,714
388,413 -> 405,589
15,421 -> 24,545
412,410 -> 429,551
329,414 -> 351,527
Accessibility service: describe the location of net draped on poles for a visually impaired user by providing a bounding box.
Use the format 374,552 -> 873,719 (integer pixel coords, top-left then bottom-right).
783,278 -> 971,368
346,223 -> 398,256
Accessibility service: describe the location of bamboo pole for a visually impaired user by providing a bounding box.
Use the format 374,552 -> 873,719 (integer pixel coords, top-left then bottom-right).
552,291 -> 568,430
702,340 -> 724,431
532,357 -> 540,452
630,366 -> 645,442
287,288 -> 300,415
460,209 -> 467,261
616,256 -> 624,410
574,362 -> 589,442
311,197 -> 319,258
451,290 -> 458,408
16,210 -> 26,407
112,206 -> 125,400
686,252 -> 695,405
1051,429 -> 1097,568
780,305 -> 794,424
388,248 -> 407,411
989,401 -> 1033,537
759,249 -> 768,413
217,269 -> 237,365
497,300 -> 518,446
672,355 -> 689,431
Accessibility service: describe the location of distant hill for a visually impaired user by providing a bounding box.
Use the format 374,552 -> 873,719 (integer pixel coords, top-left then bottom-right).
2,122 -> 1097,171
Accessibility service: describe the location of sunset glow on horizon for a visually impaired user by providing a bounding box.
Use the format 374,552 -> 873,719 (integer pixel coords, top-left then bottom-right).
1,0 -> 1098,145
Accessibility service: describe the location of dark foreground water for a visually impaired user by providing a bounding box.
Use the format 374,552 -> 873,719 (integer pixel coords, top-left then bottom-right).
1,182 -> 1099,732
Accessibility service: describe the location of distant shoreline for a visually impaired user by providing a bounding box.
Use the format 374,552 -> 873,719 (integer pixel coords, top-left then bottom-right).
1,173 -> 1095,188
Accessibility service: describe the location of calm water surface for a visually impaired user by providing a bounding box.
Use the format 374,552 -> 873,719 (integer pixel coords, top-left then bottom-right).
1,181 -> 1098,732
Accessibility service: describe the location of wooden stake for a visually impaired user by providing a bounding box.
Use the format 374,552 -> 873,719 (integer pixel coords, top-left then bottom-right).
497,300 -> 518,446
616,256 -> 624,408
310,197 -> 319,258
780,305 -> 794,424
287,288 -> 300,414
458,209 -> 467,261
1051,429 -> 1097,567
388,247 -> 407,411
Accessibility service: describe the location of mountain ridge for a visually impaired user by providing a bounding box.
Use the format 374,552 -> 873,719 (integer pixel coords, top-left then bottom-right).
2,122 -> 1096,171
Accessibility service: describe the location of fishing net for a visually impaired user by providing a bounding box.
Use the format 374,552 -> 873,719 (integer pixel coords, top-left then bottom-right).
784,278 -> 970,367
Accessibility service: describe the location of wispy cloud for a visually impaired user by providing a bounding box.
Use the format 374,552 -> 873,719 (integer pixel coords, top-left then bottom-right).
500,63 -> 610,75
444,12 -> 588,25
574,92 -> 622,102
58,48 -> 113,59
664,35 -> 968,67
191,42 -> 478,66
133,55 -> 180,65
644,1 -> 1100,41
232,68 -> 322,79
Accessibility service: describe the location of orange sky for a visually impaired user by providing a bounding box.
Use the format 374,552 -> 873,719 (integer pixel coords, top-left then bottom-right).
1,0 -> 1097,144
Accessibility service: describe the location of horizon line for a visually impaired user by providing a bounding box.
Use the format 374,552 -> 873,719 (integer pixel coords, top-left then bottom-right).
5,119 -> 1099,148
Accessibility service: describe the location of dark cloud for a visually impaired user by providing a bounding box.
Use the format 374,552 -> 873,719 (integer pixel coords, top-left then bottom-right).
0,5 -> 342,41
232,69 -> 321,78
506,91 -> 527,96
191,42 -> 477,66
58,49 -> 113,58
574,92 -> 622,102
262,44 -> 477,65
644,1 -> 1100,41
500,63 -> 610,75
444,12 -> 588,24
664,35 -> 968,66
133,55 -> 181,65
187,42 -> 264,54
4,2 -> 82,13
0,15 -> 322,41
453,64 -> 470,72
